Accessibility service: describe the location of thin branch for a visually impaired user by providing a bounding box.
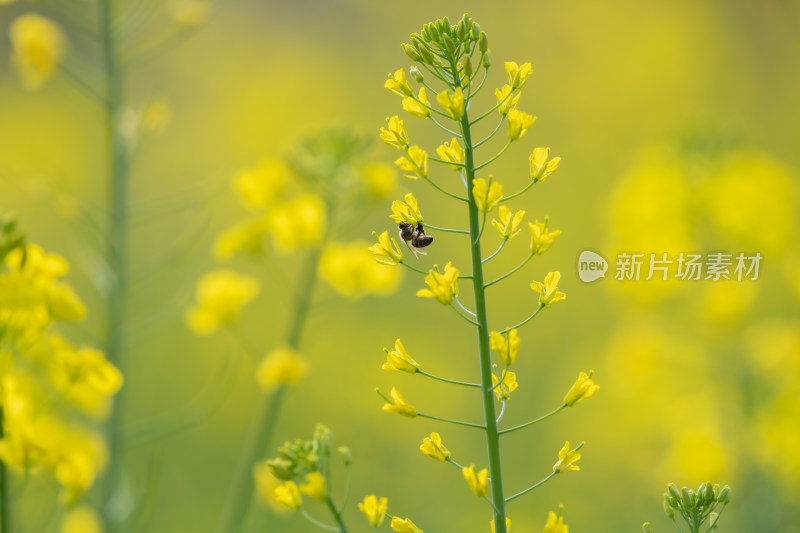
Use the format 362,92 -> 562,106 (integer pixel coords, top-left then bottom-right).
418,370 -> 480,388
496,399 -> 507,424
499,404 -> 566,435
504,471 -> 557,503
500,180 -> 537,203
470,89 -> 512,125
399,260 -> 429,276
484,253 -> 534,288
424,223 -> 469,234
430,115 -> 463,136
300,509 -> 339,532
499,304 -> 545,334
450,303 -> 479,326
453,297 -> 477,318
475,140 -> 512,171
422,175 -> 468,202
482,238 -> 508,264
474,118 -> 506,149
417,412 -> 485,430
429,156 -> 465,168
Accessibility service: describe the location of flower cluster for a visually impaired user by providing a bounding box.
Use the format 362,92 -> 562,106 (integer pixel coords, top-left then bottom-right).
657,481 -> 731,532
0,218 -> 122,509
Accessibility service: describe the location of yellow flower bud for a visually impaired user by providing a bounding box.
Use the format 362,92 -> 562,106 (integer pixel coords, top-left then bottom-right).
462,464 -> 489,497
416,262 -> 459,305
420,432 -> 450,462
563,371 -> 599,407
507,109 -> 536,141
436,87 -> 465,119
358,495 -> 388,527
382,339 -> 420,373
385,69 -> 414,97
256,347 -> 307,392
530,271 -> 566,308
273,481 -> 303,510
381,387 -> 417,418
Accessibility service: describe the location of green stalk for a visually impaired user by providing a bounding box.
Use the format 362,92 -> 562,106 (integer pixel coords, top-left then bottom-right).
0,407 -> 9,533
99,1 -> 130,529
460,110 -> 508,532
216,248 -> 322,533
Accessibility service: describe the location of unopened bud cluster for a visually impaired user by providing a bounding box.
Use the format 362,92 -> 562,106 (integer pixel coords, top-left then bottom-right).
662,481 -> 731,532
402,14 -> 490,78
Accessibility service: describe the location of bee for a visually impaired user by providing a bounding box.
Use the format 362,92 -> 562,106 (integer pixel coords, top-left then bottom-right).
398,221 -> 433,258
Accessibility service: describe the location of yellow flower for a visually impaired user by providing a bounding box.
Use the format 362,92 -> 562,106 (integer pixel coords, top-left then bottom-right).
530,271 -> 566,308
382,339 -> 420,373
391,516 -> 424,533
9,13 -> 65,90
492,366 -> 518,401
385,68 -> 414,97
543,509 -> 568,533
436,138 -> 465,170
495,85 -> 520,116
491,206 -> 525,240
380,115 -> 410,149
253,461 -> 286,512
319,241 -> 402,298
395,145 -> 429,180
436,87 -> 465,119
416,262 -> 459,305
491,518 -> 512,533
505,61 -> 533,90
530,147 -> 561,182
490,329 -> 520,366
563,371 -> 599,407
185,270 -> 260,335
381,387 -> 417,418
529,218 -> 561,255
402,87 -> 431,118
420,432 -> 450,462
274,480 -> 303,510
389,192 -> 424,226
553,441 -> 582,473
299,471 -> 327,502
362,162 -> 397,198
358,494 -> 388,527
59,506 -> 102,533
268,194 -> 327,252
213,218 -> 270,261
473,177 -> 503,213
462,464 -> 489,497
256,347 -> 307,392
46,283 -> 86,321
233,159 -> 285,209
507,109 -> 536,141
369,230 -> 404,265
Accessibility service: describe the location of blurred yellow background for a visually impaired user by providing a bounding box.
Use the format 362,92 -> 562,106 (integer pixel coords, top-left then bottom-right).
1,0 -> 799,531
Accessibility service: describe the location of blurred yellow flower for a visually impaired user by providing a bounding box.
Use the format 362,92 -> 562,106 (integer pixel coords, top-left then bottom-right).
185,270 -> 260,335
395,145 -> 428,180
389,192 -> 424,226
169,0 -> 209,26
362,162 -> 397,198
274,480 -> 302,510
531,271 -> 566,308
462,464 -> 489,497
385,68 -> 413,97
256,347 -> 307,392
563,371 -> 599,407
420,432 -> 450,462
436,87 -> 465,119
369,230 -> 404,265
213,217 -> 269,261
391,516 -> 424,533
507,109 -> 536,141
553,441 -> 582,473
490,329 -> 520,366
59,506 -> 102,533
416,262 -> 459,305
495,85 -> 520,116
9,13 -> 65,90
492,206 -> 525,240
492,367 -> 518,401
543,509 -> 568,533
268,194 -> 327,252
253,460 -> 288,512
381,387 -> 417,418
46,282 -> 86,321
402,87 -> 431,118
382,339 -> 420,373
473,177 -> 503,213
505,61 -> 532,90
233,159 -> 285,209
380,115 -> 410,149
491,518 -> 512,533
319,241 -> 402,298
530,148 -> 561,182
529,218 -> 561,255
358,494 -> 388,527
299,471 -> 327,502
436,137 -> 465,170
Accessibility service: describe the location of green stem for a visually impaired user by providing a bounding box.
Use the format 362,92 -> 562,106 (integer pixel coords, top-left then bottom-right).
418,370 -> 480,388
499,405 -> 566,435
424,223 -> 469,234
300,509 -> 339,532
430,115 -> 463,135
422,176 -> 467,202
99,1 -> 130,528
460,93 -> 508,533
325,497 -> 348,533
398,260 -> 429,276
0,407 -> 9,533
475,140 -> 512,171
215,249 -> 322,533
417,413 -> 485,430
504,471 -> 557,503
501,180 -> 537,203
482,238 -> 507,264
484,253 -> 533,288
500,304 -> 545,333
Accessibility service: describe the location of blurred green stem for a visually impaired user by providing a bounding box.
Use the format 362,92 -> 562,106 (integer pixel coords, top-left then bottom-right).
459,86 -> 508,532
99,1 -> 131,530
0,407 -> 9,533
216,248 -> 322,533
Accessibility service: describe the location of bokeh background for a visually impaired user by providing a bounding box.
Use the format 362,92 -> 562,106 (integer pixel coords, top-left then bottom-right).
1,0 -> 799,531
